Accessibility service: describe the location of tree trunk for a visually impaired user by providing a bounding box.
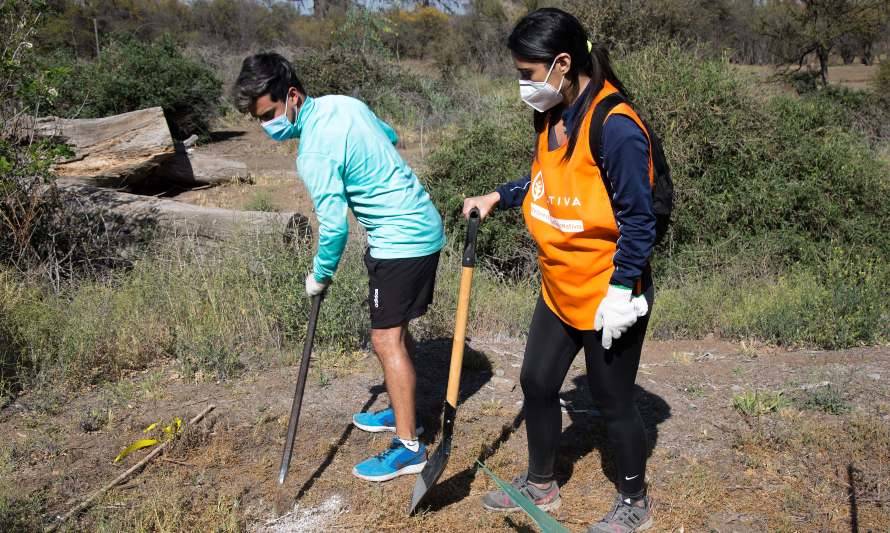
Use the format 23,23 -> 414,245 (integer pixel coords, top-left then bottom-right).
25,108 -> 252,188
152,151 -> 250,186
861,42 -> 873,65
60,184 -> 311,243
817,46 -> 830,86
25,107 -> 176,188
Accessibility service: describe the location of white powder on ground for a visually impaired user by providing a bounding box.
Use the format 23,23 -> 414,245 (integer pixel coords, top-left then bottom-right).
250,494 -> 347,533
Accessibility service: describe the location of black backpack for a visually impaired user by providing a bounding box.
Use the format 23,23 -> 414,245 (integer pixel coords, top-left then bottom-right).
589,93 -> 673,245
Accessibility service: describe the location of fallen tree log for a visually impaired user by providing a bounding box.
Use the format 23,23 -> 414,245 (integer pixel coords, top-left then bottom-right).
152,151 -> 250,186
62,184 -> 311,242
28,107 -> 176,187
27,108 -> 252,188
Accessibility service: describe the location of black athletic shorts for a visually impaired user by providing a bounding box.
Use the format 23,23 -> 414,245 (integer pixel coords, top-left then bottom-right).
364,248 -> 440,329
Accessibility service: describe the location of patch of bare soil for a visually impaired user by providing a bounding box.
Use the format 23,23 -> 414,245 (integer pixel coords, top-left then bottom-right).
2,335 -> 888,531
733,63 -> 880,93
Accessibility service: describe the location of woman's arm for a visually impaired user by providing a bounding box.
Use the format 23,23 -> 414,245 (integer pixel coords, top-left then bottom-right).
601,115 -> 656,289
462,173 -> 531,220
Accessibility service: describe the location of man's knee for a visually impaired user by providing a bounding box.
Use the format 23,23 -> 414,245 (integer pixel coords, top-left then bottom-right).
371,326 -> 403,358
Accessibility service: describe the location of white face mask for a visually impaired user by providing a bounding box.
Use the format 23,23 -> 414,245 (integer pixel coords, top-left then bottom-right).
519,58 -> 565,113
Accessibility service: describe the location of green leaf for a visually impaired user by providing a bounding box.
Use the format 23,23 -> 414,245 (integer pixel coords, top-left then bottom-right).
476,461 -> 569,533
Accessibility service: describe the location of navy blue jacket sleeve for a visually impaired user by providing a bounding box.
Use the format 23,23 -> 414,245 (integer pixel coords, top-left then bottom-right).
601,115 -> 656,289
495,174 -> 531,210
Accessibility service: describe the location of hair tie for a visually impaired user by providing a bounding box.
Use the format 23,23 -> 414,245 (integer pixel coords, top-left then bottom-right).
587,40 -> 593,53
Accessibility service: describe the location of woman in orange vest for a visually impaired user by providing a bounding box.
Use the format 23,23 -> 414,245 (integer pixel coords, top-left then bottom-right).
463,8 -> 656,532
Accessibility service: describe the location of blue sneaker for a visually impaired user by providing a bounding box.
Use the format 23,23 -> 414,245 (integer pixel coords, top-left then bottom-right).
352,438 -> 427,482
352,407 -> 423,435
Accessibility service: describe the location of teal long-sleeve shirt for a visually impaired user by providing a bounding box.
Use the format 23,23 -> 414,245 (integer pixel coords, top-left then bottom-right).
292,95 -> 445,282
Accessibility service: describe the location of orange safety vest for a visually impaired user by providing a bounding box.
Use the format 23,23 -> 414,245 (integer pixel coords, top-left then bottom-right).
521,81 -> 654,331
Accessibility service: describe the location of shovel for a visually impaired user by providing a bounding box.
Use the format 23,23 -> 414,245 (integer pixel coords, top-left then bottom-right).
408,207 -> 481,514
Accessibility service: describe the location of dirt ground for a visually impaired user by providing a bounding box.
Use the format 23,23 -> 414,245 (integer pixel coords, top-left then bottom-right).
733,63 -> 881,91
3,335 -> 888,531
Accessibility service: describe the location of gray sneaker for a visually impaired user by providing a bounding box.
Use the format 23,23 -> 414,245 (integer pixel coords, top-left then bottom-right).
481,472 -> 561,513
587,493 -> 653,532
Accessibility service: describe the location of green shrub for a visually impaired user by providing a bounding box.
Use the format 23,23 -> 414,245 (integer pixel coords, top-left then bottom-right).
291,47 -> 450,128
618,43 -> 889,267
422,92 -> 537,278
41,35 -> 222,139
794,385 -> 850,415
785,70 -> 822,94
651,251 -> 890,348
796,86 -> 890,149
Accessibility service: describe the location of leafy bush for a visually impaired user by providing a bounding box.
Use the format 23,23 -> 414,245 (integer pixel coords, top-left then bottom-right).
291,46 -> 450,127
793,385 -> 850,415
616,43 -> 889,267
796,86 -> 890,149
422,93 -> 537,278
383,7 -> 450,61
41,35 -> 222,139
785,70 -> 822,94
651,251 -> 890,348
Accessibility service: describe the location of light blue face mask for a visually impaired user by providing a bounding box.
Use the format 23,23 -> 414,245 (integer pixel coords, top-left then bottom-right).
261,94 -> 299,141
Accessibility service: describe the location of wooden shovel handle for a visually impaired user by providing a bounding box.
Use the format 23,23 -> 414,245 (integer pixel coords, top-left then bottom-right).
445,208 -> 481,407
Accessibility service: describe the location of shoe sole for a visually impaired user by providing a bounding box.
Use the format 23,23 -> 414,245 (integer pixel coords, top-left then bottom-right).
482,495 -> 562,513
351,461 -> 427,482
352,420 -> 424,436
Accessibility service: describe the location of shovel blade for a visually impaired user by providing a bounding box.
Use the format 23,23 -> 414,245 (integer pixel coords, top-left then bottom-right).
407,402 -> 456,514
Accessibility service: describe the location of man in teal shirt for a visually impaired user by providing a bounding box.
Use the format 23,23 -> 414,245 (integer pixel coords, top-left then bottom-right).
235,53 -> 445,482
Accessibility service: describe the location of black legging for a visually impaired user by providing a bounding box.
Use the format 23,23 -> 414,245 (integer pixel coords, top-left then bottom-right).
520,284 -> 653,497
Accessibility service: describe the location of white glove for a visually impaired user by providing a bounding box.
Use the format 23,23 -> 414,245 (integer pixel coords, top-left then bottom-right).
594,285 -> 649,349
305,273 -> 330,297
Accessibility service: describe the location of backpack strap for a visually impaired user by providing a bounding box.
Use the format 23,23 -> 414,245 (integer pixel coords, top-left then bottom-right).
589,92 -> 629,170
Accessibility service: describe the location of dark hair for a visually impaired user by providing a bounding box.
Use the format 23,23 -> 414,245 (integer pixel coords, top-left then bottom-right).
508,8 -> 628,161
233,52 -> 305,113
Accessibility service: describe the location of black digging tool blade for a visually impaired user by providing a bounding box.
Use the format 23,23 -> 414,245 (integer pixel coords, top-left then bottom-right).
408,402 -> 456,514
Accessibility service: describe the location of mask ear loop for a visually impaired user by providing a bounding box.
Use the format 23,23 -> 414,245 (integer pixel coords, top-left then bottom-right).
283,88 -> 297,124
542,57 -> 558,85
544,55 -> 567,93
